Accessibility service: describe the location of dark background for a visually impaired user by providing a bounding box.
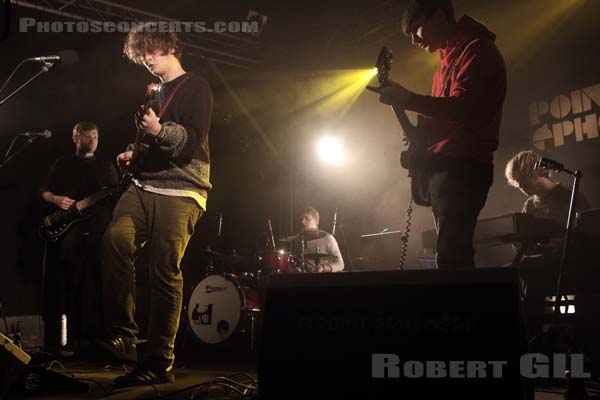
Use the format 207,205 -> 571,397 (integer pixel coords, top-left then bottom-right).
1,0 -> 599,317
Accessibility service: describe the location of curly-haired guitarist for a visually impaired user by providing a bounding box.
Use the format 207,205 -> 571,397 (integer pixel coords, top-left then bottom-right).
96,25 -> 213,387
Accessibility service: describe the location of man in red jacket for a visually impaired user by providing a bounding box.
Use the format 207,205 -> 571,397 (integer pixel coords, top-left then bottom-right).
369,0 -> 506,269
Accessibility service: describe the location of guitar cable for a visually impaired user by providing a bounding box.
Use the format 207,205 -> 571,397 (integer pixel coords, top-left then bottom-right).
398,197 -> 413,270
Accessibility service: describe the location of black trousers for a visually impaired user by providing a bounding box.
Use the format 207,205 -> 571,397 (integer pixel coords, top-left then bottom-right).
429,157 -> 493,270
43,218 -> 107,347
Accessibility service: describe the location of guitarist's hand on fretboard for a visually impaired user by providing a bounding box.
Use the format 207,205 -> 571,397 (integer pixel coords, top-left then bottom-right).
366,79 -> 412,108
137,106 -> 162,137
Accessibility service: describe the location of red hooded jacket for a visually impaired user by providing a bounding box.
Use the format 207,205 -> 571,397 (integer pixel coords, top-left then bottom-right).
405,15 -> 507,165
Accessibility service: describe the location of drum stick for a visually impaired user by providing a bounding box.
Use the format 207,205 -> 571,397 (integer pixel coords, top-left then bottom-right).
267,219 -> 276,250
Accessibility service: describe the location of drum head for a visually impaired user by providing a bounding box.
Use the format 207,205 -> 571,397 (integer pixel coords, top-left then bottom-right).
187,274 -> 242,344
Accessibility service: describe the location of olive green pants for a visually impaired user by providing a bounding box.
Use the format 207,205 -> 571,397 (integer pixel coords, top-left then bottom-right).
102,185 -> 202,369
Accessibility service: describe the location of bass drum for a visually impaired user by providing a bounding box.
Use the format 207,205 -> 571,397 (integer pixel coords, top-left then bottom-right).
186,274 -> 261,344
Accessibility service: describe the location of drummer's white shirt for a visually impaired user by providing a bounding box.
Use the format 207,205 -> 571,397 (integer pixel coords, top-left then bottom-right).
303,232 -> 345,272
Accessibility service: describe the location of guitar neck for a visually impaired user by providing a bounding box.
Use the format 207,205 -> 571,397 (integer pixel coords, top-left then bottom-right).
390,105 -> 418,140
75,187 -> 114,211
131,89 -> 157,159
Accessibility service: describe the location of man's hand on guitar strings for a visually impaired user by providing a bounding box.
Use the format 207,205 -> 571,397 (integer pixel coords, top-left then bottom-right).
52,195 -> 75,210
137,106 -> 162,136
366,79 -> 412,108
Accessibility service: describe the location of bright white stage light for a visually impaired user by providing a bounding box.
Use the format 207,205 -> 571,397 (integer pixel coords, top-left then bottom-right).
318,137 -> 343,165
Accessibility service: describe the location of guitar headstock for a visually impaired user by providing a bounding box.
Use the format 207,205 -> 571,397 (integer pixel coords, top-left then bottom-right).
375,47 -> 393,86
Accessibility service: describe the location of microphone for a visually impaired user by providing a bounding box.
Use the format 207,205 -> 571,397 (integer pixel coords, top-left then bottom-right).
332,208 -> 338,236
22,130 -> 52,139
27,50 -> 79,65
535,157 -> 564,172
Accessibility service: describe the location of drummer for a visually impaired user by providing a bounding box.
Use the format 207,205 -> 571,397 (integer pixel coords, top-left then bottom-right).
299,207 -> 344,272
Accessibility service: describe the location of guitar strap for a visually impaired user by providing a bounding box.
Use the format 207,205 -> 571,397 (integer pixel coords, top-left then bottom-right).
157,75 -> 191,118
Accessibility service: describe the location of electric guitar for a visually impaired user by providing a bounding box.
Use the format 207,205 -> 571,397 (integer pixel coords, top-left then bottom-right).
121,83 -> 160,185
38,187 -> 116,242
375,47 -> 432,207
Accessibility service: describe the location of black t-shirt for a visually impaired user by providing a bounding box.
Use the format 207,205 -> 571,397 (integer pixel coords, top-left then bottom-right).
40,155 -> 119,233
40,155 -> 119,202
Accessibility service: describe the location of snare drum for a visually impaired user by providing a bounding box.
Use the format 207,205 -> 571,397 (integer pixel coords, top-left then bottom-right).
187,274 -> 261,344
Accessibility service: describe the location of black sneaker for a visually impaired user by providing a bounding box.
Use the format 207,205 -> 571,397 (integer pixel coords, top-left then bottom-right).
94,337 -> 137,362
114,365 -> 174,388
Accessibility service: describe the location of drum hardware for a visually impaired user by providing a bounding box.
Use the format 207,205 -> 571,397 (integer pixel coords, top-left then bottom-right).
276,230 -> 330,273
199,248 -> 252,266
278,230 -> 327,243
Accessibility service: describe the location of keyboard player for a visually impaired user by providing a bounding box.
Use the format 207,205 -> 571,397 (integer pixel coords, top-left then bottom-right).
505,150 -> 591,338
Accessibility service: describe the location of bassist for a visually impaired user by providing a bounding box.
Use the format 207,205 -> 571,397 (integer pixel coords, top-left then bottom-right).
39,121 -> 119,355
369,0 -> 506,269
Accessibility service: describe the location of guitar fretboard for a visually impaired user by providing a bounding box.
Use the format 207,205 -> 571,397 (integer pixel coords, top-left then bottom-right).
76,187 -> 114,210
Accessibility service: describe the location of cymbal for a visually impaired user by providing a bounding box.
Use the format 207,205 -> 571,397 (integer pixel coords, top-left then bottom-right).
278,230 -> 328,242
302,253 -> 337,262
199,249 -> 250,264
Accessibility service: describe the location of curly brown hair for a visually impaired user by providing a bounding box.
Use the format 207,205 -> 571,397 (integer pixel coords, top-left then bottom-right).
123,22 -> 183,65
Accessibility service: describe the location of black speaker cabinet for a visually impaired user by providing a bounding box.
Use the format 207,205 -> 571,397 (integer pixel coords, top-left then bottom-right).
258,268 -> 530,400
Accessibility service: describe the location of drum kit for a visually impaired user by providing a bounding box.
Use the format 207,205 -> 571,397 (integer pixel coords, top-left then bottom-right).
185,229 -> 335,348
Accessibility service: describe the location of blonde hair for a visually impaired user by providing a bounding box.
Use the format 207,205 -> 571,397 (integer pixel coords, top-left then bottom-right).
505,150 -> 541,189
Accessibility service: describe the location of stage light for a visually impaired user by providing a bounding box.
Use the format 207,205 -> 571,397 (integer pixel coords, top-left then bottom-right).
318,137 -> 343,165
316,68 -> 380,116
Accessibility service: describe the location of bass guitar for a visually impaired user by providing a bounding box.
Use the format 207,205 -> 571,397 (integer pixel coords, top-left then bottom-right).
374,46 -> 432,207
38,187 -> 115,242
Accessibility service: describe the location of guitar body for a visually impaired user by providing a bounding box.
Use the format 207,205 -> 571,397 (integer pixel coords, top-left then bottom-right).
400,152 -> 432,207
38,187 -> 115,242
376,47 -> 432,207
39,208 -> 91,242
396,110 -> 432,207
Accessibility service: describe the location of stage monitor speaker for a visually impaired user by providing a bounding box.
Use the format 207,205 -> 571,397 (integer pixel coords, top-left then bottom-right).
258,268 -> 531,400
0,333 -> 31,399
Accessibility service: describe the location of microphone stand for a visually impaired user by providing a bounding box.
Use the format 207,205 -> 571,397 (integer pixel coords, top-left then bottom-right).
0,61 -> 55,106
534,159 -> 588,400
334,208 -> 354,272
0,134 -> 35,170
